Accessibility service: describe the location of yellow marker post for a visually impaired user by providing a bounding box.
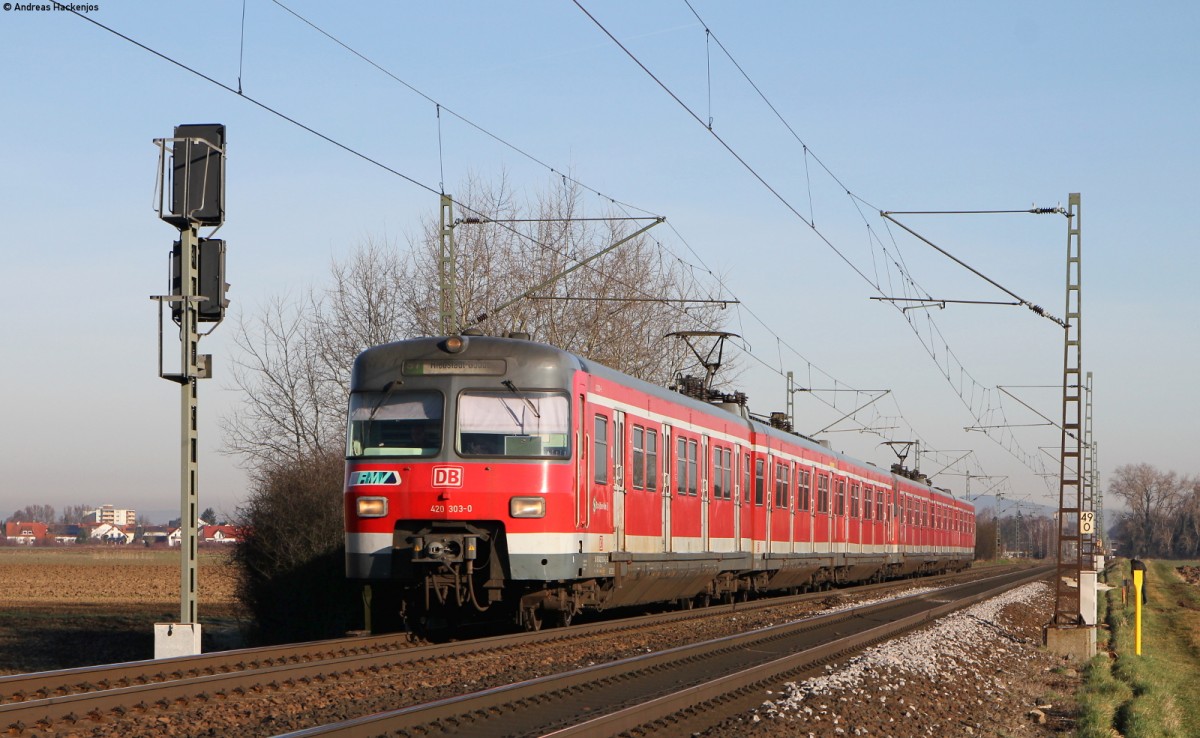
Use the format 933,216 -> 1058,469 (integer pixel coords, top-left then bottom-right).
1131,558 -> 1146,656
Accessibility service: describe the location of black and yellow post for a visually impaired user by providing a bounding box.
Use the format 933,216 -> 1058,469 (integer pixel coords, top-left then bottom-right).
1130,558 -> 1146,655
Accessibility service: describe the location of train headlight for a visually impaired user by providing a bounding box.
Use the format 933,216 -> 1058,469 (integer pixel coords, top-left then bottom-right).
509,496 -> 546,518
356,497 -> 388,518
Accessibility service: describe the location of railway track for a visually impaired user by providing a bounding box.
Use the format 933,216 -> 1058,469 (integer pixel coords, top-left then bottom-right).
0,565 -> 1032,736
281,565 -> 1051,737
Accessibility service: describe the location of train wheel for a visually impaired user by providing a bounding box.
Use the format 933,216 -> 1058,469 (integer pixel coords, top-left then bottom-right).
557,610 -> 574,628
522,606 -> 543,632
678,597 -> 694,611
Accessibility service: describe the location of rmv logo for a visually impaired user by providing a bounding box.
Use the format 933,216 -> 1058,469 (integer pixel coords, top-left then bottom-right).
353,470 -> 398,486
432,466 -> 464,488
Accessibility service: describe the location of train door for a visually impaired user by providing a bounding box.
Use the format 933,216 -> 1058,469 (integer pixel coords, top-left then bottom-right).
861,485 -> 872,551
814,472 -> 830,553
671,433 -> 701,551
753,454 -> 768,554
731,449 -> 740,548
661,424 -> 672,552
769,460 -> 791,553
739,450 -> 753,552
893,485 -> 902,553
831,477 -> 845,554
794,467 -> 812,553
613,410 -> 626,552
700,437 -> 710,551
762,457 -> 771,553
588,409 -> 611,540
849,482 -> 861,554
576,393 -> 590,530
709,444 -> 734,551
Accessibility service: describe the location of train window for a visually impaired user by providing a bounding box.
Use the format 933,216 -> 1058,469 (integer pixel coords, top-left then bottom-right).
632,426 -> 646,489
797,469 -> 811,511
774,462 -> 790,509
722,448 -> 733,499
456,390 -> 570,458
646,430 -> 658,491
633,426 -> 659,491
713,446 -> 731,500
676,437 -> 687,496
877,490 -> 885,521
593,415 -> 608,483
816,474 -> 829,513
347,389 -> 444,458
863,487 -> 873,520
687,440 -> 698,496
850,483 -> 860,518
754,458 -> 765,506
633,427 -> 643,492
743,453 -> 751,503
835,479 -> 846,516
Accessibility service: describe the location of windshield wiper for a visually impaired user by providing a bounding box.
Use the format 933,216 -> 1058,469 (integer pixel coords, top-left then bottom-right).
502,379 -> 541,419
363,378 -> 404,443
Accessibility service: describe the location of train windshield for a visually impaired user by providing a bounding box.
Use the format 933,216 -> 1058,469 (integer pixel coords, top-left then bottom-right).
457,390 -> 570,458
346,389 -> 444,457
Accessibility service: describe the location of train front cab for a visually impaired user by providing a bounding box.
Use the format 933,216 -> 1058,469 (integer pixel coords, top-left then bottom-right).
344,337 -> 603,629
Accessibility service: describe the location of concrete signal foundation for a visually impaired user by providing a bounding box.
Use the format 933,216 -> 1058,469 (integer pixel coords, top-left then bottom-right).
1044,624 -> 1097,660
154,622 -> 202,659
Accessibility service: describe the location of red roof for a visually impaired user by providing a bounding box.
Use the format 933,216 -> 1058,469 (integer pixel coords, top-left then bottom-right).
199,525 -> 242,541
5,522 -> 49,539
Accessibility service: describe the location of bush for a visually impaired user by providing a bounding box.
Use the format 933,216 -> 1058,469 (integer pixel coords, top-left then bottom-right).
231,450 -> 361,644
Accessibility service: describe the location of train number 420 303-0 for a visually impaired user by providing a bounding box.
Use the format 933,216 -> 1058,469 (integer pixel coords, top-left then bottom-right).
429,504 -> 473,514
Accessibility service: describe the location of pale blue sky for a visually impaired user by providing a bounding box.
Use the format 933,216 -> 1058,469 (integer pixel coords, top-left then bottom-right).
1,1 -> 1196,523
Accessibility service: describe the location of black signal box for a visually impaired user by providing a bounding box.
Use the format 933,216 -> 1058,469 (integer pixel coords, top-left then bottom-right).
170,124 -> 225,226
171,238 -> 229,322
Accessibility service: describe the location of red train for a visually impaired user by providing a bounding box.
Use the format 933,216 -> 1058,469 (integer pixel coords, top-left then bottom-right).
344,335 -> 975,630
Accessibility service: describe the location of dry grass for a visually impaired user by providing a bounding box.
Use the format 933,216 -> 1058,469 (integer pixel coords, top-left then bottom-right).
1077,559 -> 1200,738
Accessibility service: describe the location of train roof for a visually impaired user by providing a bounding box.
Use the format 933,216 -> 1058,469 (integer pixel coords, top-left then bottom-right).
352,336 -> 966,508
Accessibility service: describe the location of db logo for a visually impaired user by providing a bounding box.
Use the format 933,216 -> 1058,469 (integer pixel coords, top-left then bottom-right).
432,466 -> 464,488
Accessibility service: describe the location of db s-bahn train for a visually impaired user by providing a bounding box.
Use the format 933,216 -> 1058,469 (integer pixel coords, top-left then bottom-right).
344,335 -> 975,630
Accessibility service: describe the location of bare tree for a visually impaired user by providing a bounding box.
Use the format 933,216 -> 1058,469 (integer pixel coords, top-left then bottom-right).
58,504 -> 94,524
1172,486 -> 1200,558
8,505 -> 55,524
1109,463 -> 1188,557
402,173 -> 729,386
223,174 -> 731,471
222,293 -> 343,469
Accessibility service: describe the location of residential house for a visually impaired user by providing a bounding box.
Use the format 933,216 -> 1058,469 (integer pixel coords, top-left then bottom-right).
88,523 -> 133,544
200,525 -> 241,544
4,521 -> 49,545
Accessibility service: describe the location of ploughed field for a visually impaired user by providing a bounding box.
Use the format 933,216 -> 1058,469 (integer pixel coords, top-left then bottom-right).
0,547 -> 242,675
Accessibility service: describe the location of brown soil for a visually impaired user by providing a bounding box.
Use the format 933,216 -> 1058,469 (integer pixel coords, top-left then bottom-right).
1176,565 -> 1200,586
0,546 -> 244,674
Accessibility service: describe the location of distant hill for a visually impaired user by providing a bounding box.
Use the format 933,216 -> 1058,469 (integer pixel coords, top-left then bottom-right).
968,495 -> 1060,518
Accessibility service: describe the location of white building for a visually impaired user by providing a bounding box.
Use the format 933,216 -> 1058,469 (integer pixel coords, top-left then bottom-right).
86,505 -> 136,526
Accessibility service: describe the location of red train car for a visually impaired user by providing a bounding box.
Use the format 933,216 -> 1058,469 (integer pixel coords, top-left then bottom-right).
344,335 -> 975,630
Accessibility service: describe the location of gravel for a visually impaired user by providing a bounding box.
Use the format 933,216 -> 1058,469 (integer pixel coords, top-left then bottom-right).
703,580 -> 1079,737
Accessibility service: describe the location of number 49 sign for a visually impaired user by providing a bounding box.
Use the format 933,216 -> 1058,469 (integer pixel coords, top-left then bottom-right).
1080,511 -> 1095,535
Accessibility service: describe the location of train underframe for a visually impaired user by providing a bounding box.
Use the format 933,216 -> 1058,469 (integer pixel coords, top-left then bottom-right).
375,520 -> 971,633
